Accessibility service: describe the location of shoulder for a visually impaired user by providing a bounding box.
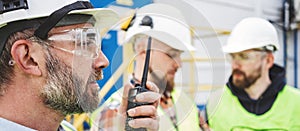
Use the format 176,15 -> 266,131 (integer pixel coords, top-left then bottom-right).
206,86 -> 226,114
283,85 -> 300,96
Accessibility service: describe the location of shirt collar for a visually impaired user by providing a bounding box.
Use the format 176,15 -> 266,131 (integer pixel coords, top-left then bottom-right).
0,117 -> 37,131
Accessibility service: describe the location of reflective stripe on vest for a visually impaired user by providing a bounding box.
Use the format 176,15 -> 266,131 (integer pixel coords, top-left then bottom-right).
207,85 -> 300,131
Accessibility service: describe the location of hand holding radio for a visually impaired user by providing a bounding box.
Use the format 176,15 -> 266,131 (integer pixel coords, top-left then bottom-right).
119,82 -> 160,131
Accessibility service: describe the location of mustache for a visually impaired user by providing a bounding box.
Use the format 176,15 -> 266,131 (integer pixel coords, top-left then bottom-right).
88,70 -> 104,82
232,69 -> 245,75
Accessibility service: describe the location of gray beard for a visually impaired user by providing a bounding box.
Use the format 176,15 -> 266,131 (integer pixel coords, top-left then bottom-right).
41,50 -> 99,115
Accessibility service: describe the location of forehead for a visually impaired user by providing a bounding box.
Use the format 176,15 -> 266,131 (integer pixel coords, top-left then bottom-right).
230,49 -> 258,55
151,38 -> 178,52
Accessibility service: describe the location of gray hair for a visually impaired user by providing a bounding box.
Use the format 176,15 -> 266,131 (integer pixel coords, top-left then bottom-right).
0,29 -> 35,95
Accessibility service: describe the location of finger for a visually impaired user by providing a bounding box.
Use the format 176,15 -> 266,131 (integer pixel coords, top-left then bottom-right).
119,83 -> 135,114
127,105 -> 156,117
146,81 -> 159,93
136,92 -> 161,103
128,117 -> 159,131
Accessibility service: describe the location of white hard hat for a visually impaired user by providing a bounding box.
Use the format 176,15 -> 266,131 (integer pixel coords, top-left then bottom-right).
124,3 -> 195,51
0,0 -> 118,29
222,17 -> 280,53
0,0 -> 119,56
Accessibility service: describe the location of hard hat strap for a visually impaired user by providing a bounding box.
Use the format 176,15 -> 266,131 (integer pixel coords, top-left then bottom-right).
0,14 -> 95,57
0,18 -> 44,57
34,1 -> 93,40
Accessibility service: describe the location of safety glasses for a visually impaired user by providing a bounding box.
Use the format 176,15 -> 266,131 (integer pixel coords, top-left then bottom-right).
44,27 -> 101,59
151,48 -> 182,61
164,49 -> 183,60
227,50 -> 267,64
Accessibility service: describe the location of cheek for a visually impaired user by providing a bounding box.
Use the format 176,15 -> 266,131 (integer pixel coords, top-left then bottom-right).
244,62 -> 262,76
151,55 -> 172,70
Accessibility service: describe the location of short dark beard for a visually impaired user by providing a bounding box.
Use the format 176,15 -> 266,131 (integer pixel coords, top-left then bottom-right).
232,68 -> 261,89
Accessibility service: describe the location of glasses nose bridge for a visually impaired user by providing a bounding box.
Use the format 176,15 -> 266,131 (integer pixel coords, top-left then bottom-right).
228,54 -> 245,65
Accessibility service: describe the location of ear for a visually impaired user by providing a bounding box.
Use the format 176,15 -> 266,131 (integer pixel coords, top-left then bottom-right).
10,40 -> 42,76
265,53 -> 274,69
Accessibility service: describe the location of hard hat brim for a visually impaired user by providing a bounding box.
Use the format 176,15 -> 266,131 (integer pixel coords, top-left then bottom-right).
124,29 -> 196,51
69,8 -> 119,29
0,8 -> 119,30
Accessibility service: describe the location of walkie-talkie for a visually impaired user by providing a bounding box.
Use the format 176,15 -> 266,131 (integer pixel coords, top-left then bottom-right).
125,15 -> 153,131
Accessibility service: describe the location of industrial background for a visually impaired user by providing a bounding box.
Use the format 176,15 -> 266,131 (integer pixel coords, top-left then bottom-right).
67,0 -> 300,130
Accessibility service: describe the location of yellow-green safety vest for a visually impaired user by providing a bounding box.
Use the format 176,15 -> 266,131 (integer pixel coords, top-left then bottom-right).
207,85 -> 300,131
158,89 -> 200,131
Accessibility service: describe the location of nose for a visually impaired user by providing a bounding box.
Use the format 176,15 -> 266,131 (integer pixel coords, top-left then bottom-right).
231,60 -> 241,70
93,51 -> 109,70
173,56 -> 182,68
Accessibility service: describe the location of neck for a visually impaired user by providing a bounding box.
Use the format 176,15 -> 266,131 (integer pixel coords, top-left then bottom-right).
0,75 -> 64,131
244,75 -> 271,100
160,93 -> 174,109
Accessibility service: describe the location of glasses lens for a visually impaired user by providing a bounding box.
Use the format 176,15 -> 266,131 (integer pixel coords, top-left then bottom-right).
48,28 -> 101,59
227,51 -> 266,64
75,28 -> 100,59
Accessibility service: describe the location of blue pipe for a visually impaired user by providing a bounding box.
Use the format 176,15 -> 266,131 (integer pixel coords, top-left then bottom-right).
294,30 -> 298,88
282,0 -> 288,70
283,30 -> 288,70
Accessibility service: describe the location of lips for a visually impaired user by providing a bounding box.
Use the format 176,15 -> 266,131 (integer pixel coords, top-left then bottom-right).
232,70 -> 246,80
86,71 -> 102,87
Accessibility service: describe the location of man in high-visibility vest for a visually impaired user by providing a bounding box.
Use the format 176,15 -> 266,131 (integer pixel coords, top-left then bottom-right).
206,17 -> 300,130
91,3 -> 201,131
0,0 -> 160,130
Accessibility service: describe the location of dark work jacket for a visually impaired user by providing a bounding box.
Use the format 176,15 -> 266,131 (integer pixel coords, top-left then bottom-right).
226,64 -> 286,115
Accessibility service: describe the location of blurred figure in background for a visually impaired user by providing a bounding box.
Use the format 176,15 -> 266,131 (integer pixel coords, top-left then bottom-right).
91,3 -> 201,131
206,17 -> 300,130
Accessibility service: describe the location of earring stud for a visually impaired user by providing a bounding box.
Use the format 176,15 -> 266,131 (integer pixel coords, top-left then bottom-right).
8,60 -> 15,66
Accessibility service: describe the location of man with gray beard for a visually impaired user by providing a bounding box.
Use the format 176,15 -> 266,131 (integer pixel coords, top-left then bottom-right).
0,0 -> 160,131
205,17 -> 300,130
